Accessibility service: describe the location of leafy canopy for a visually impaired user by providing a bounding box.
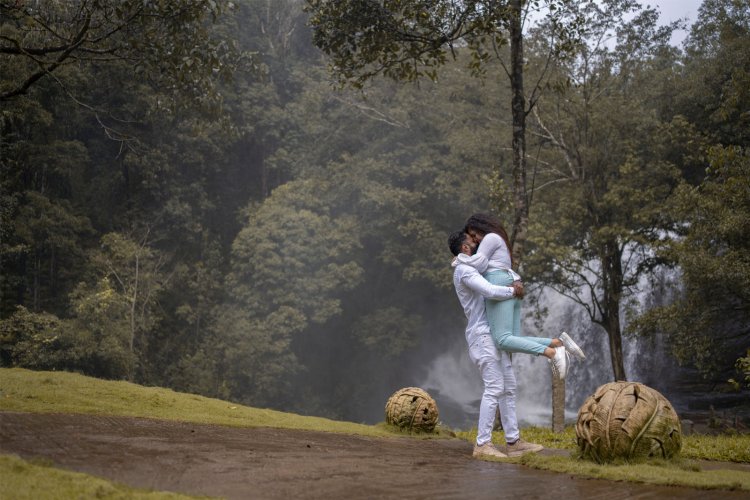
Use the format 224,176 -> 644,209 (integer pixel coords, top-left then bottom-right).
305,0 -> 581,86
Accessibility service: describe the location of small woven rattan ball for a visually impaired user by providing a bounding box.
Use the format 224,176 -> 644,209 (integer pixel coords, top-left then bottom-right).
576,381 -> 682,463
385,387 -> 439,433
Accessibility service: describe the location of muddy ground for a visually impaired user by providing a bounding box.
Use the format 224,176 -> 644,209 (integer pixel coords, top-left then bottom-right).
0,412 -> 746,499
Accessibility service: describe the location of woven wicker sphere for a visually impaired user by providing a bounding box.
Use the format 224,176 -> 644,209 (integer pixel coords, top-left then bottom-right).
576,381 -> 682,463
384,387 -> 439,433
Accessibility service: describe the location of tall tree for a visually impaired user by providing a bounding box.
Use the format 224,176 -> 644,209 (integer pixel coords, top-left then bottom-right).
524,0 -> 682,381
220,178 -> 365,406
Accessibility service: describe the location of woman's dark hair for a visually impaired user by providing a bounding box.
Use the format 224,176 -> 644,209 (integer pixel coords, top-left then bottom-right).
464,213 -> 513,263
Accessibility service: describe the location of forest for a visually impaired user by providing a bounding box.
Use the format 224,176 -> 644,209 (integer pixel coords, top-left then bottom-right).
1,0 -> 748,427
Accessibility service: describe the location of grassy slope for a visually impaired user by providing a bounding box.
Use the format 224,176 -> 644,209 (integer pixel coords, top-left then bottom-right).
0,367 -> 394,436
0,455 -> 207,500
1,367 -> 749,496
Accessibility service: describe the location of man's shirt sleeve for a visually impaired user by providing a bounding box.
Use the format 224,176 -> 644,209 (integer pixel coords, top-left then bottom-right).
459,265 -> 514,300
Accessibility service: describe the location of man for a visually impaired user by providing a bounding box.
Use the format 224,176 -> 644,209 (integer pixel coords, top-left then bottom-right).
449,230 -> 544,459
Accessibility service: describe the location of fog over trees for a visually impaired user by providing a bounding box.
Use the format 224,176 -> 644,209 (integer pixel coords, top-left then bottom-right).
1,0 -> 748,424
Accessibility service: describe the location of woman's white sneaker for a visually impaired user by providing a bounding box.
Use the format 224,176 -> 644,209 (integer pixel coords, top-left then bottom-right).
560,331 -> 586,360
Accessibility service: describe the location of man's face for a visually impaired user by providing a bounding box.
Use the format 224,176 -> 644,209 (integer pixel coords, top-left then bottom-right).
460,236 -> 477,256
466,229 -> 484,245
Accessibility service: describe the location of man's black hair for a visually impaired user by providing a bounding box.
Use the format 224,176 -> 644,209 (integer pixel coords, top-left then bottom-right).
448,230 -> 467,256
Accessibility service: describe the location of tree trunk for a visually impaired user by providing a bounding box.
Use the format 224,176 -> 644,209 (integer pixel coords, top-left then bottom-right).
33,254 -> 40,311
129,253 -> 139,356
508,0 -> 528,268
602,240 -> 627,381
507,0 -> 566,431
260,145 -> 268,198
16,253 -> 27,306
606,313 -> 626,381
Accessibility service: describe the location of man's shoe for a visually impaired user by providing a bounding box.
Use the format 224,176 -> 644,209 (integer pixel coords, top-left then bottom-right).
548,346 -> 568,380
505,439 -> 544,457
473,442 -> 508,459
560,331 -> 586,360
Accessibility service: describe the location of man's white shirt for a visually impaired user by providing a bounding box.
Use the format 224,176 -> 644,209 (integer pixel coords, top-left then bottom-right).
452,262 -> 515,346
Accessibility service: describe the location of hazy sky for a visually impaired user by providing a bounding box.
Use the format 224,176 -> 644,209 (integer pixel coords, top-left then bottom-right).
527,1 -> 705,45
653,0 -> 703,45
653,0 -> 702,21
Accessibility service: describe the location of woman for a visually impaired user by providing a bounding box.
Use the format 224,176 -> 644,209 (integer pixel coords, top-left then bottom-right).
458,213 -> 585,379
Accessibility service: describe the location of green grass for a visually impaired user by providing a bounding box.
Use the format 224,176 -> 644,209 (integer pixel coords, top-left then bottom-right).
453,417 -> 750,492
0,455 -> 210,500
518,453 -> 750,491
456,424 -> 750,463
2,367 -> 749,495
455,424 -> 579,451
0,367 -> 395,437
682,433 -> 750,463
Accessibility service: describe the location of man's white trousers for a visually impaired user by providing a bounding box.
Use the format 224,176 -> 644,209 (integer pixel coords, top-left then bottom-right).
468,334 -> 520,446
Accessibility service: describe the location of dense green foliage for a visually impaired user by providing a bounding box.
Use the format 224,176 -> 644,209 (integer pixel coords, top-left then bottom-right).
305,0 -> 580,87
628,0 -> 750,384
1,0 -> 748,422
0,0 -> 241,109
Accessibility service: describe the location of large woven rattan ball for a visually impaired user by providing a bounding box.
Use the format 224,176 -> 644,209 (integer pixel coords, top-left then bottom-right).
576,381 -> 682,463
384,387 -> 439,433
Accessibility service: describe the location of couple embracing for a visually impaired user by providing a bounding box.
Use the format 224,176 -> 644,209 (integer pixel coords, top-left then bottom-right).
449,213 -> 587,459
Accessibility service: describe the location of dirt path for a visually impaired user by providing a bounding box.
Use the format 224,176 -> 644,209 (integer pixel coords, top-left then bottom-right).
0,412 -> 743,499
